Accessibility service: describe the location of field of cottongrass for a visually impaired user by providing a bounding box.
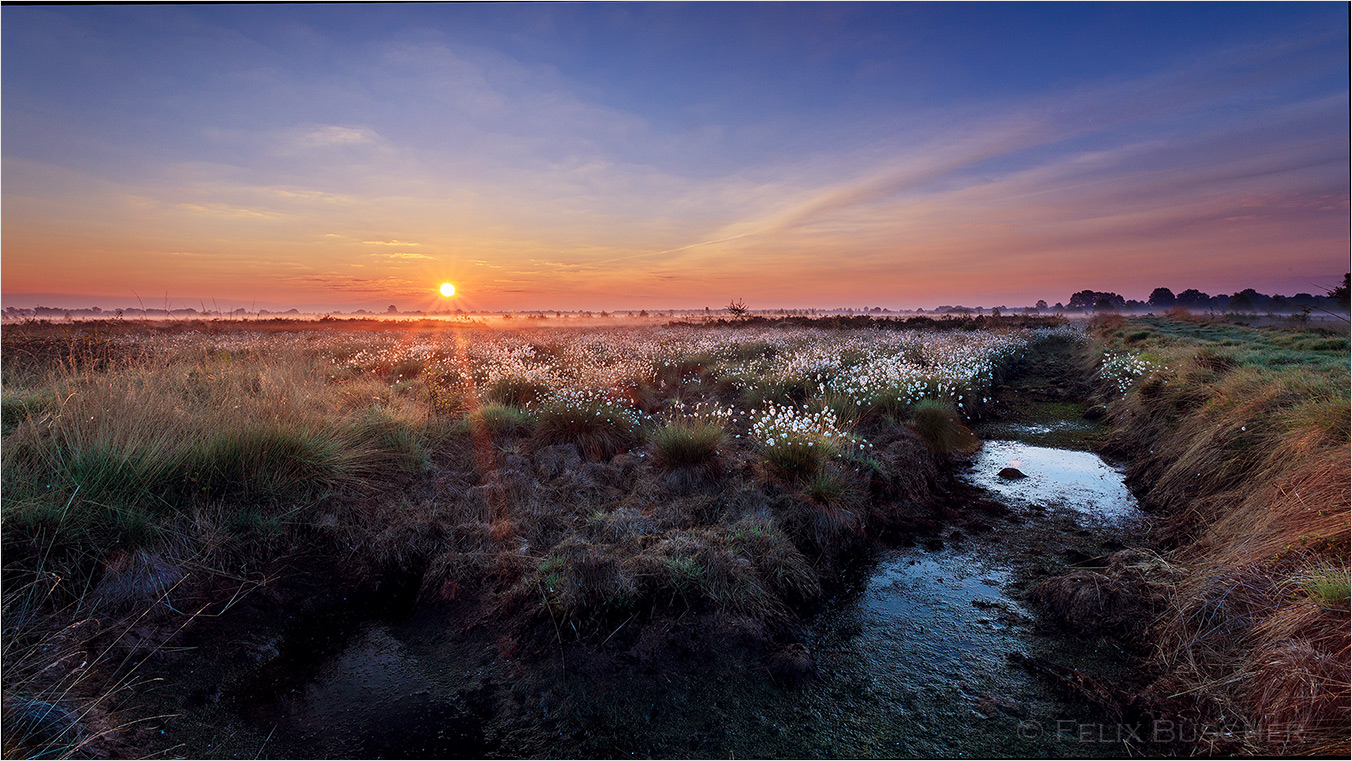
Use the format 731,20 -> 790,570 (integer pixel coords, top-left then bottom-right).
1,318 -> 1059,756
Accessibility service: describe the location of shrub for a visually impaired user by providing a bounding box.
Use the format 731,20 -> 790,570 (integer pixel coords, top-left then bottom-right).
910,399 -> 979,455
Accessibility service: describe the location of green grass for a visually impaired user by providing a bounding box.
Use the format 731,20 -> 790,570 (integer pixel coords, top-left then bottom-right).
910,399 -> 979,455
650,418 -> 724,468
1,391 -> 58,434
531,391 -> 641,460
761,436 -> 830,479
803,469 -> 851,508
483,376 -> 551,407
455,403 -> 534,437
1302,563 -> 1350,608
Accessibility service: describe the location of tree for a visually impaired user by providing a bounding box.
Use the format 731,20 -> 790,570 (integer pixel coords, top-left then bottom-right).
1092,293 -> 1126,312
726,298 -> 748,318
1069,290 -> 1125,311
1067,290 -> 1098,310
1228,289 -> 1256,313
1175,289 -> 1210,308
387,304 -> 397,313
1330,273 -> 1350,311
1148,288 -> 1176,309
1035,300 -> 1048,311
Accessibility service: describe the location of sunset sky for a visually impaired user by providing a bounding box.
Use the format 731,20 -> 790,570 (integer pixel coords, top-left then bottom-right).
2,2 -> 1348,313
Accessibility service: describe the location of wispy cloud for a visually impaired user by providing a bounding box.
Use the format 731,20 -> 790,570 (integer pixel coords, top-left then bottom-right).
378,252 -> 435,261
297,125 -> 380,147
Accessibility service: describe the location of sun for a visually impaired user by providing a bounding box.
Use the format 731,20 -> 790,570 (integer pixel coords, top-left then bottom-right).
438,282 -> 457,298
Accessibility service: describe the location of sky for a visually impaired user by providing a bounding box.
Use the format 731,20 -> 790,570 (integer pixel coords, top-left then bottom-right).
2,2 -> 1348,313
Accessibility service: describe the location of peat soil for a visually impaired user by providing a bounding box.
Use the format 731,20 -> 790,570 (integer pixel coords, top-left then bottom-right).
134,338 -> 1165,758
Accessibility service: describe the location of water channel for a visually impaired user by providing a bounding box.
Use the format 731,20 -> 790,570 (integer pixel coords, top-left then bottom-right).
154,430 -> 1150,758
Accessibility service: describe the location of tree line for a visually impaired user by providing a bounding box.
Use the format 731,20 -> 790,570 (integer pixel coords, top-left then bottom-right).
1062,273 -> 1350,314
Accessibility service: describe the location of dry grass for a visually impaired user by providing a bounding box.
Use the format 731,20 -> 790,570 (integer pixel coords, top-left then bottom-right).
1,318 -> 1033,755
1090,315 -> 1350,754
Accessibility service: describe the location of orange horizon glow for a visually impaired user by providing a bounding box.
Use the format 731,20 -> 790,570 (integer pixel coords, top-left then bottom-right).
2,5 -> 1347,313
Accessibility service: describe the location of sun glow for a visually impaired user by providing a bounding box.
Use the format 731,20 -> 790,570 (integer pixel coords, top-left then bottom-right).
439,282 -> 457,298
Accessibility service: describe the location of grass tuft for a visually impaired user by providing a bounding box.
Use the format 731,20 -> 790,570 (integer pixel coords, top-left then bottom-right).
531,389 -> 641,460
1302,563 -> 1350,608
910,399 -> 980,455
650,418 -> 724,469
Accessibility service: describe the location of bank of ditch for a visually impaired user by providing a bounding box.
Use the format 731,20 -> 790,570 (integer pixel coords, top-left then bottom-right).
1074,314 -> 1351,755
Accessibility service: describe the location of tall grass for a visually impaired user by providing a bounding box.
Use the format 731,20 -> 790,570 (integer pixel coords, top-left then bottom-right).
1089,315 -> 1350,754
909,399 -> 979,455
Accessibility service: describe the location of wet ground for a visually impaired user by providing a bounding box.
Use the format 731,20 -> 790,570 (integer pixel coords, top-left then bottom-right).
148,427 -> 1152,758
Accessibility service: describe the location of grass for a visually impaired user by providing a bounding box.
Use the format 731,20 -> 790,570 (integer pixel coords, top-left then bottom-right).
1301,563 -> 1350,608
455,402 -> 534,437
483,376 -> 551,407
650,417 -> 724,469
910,399 -> 979,455
0,317 -> 1037,755
530,389 -> 642,460
1087,313 -> 1350,755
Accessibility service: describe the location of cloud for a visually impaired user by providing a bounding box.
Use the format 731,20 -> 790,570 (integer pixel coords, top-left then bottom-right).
378,252 -> 436,261
297,125 -> 380,147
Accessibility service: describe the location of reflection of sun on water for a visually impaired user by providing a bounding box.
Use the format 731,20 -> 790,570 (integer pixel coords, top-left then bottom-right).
439,282 -> 456,298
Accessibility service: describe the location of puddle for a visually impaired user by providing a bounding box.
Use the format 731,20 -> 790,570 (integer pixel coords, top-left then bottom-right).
152,442 -> 1150,758
975,419 -> 1103,449
971,440 -> 1142,524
